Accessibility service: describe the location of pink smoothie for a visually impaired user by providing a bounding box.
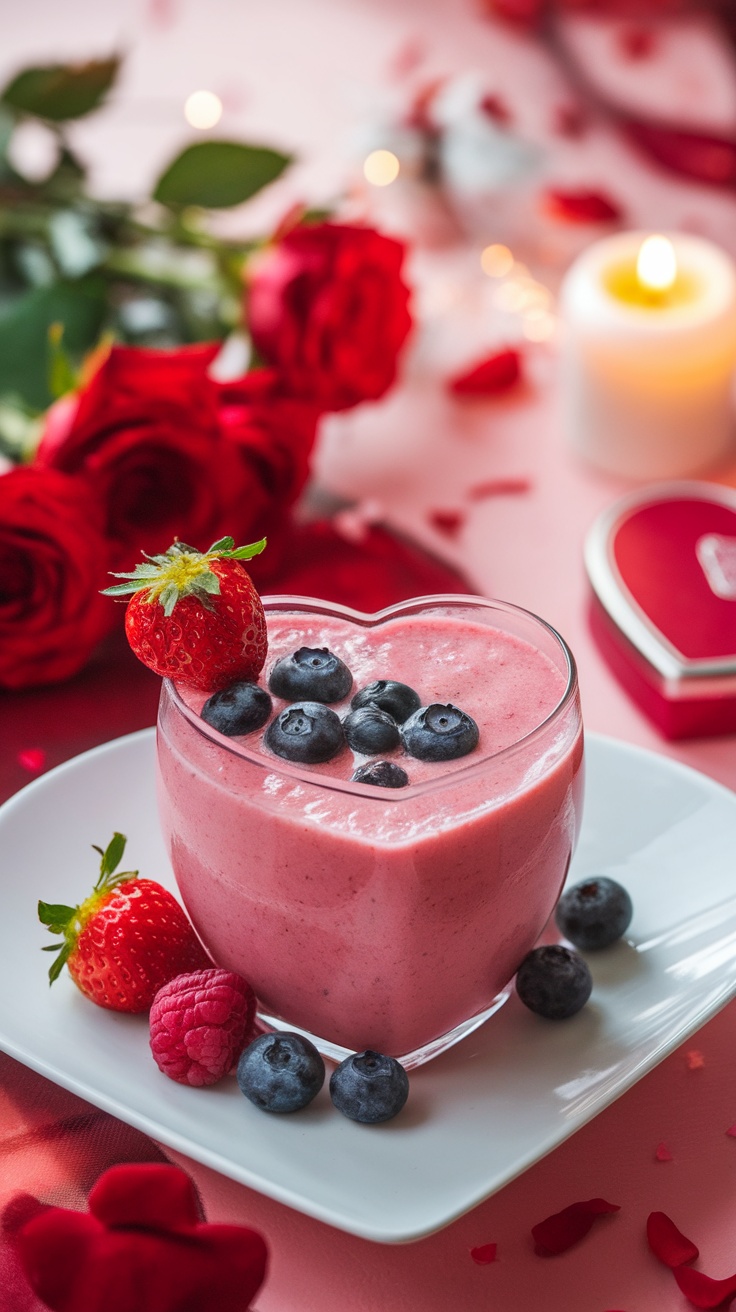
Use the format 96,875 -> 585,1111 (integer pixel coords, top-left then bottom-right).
156,597 -> 583,1060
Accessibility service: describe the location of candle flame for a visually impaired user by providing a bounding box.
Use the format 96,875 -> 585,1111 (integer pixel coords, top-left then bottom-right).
636,235 -> 677,293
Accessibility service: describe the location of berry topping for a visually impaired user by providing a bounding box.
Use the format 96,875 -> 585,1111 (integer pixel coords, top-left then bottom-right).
352,761 -> 409,789
401,703 -> 479,762
268,647 -> 353,703
149,968 -> 256,1087
515,945 -> 592,1019
343,706 -> 401,754
351,680 -> 420,723
237,1032 -> 325,1113
201,681 -> 272,737
329,1050 -> 409,1124
102,536 -> 267,692
264,702 -> 345,764
555,877 -> 633,951
38,833 -> 210,1013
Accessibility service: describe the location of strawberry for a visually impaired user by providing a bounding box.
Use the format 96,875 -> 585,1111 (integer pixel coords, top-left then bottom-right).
102,535 -> 268,691
39,833 -> 211,1013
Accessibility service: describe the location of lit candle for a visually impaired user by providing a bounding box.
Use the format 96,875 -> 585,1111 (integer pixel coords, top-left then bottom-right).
560,231 -> 736,480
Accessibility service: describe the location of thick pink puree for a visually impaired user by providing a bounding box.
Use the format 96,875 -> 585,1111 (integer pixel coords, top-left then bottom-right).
156,609 -> 583,1057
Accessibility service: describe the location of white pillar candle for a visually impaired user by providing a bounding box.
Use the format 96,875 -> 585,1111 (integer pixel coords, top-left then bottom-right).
559,231 -> 736,480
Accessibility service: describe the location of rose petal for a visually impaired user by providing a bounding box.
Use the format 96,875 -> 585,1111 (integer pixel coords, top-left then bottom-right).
553,104 -> 588,139
646,1212 -> 699,1268
532,1198 -> 620,1256
543,188 -> 624,224
686,1050 -> 705,1070
448,349 -> 522,397
618,26 -> 657,60
655,1142 -> 673,1162
480,94 -> 511,125
466,478 -> 531,500
726,1124 -> 736,1138
623,122 -> 736,188
428,510 -> 465,538
674,1265 -> 736,1310
18,748 -> 46,773
470,1242 -> 498,1265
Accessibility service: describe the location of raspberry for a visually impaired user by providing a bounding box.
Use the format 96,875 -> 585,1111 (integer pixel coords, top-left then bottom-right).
149,968 -> 256,1087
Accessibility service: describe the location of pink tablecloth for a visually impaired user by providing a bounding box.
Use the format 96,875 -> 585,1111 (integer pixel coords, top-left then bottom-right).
4,2 -> 736,1308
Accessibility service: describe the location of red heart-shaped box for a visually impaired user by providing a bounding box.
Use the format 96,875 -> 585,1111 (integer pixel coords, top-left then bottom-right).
585,481 -> 736,739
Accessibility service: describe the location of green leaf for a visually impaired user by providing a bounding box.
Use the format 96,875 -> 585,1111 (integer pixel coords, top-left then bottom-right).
0,278 -> 107,409
101,833 -> 126,877
38,900 -> 75,932
100,581 -> 140,597
153,141 -> 292,210
48,941 -> 72,985
48,322 -> 78,399
222,538 -> 267,561
208,536 -> 235,554
1,57 -> 120,122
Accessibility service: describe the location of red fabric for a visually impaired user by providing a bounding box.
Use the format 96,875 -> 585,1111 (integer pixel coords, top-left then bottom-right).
247,223 -> 413,412
5,1163 -> 267,1312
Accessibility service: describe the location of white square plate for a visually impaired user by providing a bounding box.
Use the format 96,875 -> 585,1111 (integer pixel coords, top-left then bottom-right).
1,729 -> 736,1243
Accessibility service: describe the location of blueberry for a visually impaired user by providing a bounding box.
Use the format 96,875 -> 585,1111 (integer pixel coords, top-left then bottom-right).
555,877 -> 633,951
351,680 -> 420,724
329,1050 -> 409,1124
237,1032 -> 325,1113
343,706 -> 401,754
401,703 -> 479,762
515,945 -> 592,1020
352,761 -> 409,789
268,647 -> 353,703
264,702 -> 345,764
201,681 -> 272,736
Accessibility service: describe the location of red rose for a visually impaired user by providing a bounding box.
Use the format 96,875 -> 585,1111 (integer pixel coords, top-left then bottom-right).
217,367 -> 321,579
5,1163 -> 267,1312
0,466 -> 113,690
247,223 -> 413,412
35,344 -> 252,561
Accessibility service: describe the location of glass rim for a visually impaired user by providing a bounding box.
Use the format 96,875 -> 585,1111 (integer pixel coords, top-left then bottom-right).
163,592 -> 580,803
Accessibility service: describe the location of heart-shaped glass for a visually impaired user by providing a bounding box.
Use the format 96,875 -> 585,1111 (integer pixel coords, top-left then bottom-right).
156,594 -> 583,1068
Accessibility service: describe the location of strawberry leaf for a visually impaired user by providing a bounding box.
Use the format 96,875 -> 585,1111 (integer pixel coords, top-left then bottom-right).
47,942 -> 73,985
208,536 -> 235,553
100,832 -> 126,879
220,538 -> 267,561
38,901 -> 76,933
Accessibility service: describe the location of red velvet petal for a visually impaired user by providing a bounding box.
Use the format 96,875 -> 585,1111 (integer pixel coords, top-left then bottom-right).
623,122 -> 736,188
467,477 -> 531,500
480,94 -> 511,125
428,509 -> 465,538
674,1265 -> 736,1310
89,1164 -> 202,1231
448,348 -> 522,397
686,1049 -> 705,1070
726,1124 -> 736,1138
646,1212 -> 699,1268
17,748 -> 46,773
470,1242 -> 498,1264
532,1198 -> 620,1256
655,1142 -> 673,1162
543,188 -> 624,224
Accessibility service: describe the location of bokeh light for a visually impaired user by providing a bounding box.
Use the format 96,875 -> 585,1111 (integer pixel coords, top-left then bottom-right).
184,90 -> 223,130
363,149 -> 400,186
481,244 -> 514,278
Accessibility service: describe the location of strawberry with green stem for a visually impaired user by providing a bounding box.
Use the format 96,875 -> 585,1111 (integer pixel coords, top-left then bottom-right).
39,833 -> 211,1013
102,535 -> 268,691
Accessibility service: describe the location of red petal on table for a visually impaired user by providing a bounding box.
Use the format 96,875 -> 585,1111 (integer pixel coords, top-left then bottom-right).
448,348 -> 521,397
646,1212 -> 699,1268
543,188 -> 624,224
480,94 -> 511,125
655,1142 -> 673,1162
470,1242 -> 498,1264
726,1124 -> 736,1137
467,477 -> 531,499
428,509 -> 465,538
618,25 -> 657,60
17,748 -> 46,773
674,1265 -> 736,1309
553,104 -> 588,139
686,1049 -> 705,1070
532,1198 -> 620,1256
623,122 -> 736,188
